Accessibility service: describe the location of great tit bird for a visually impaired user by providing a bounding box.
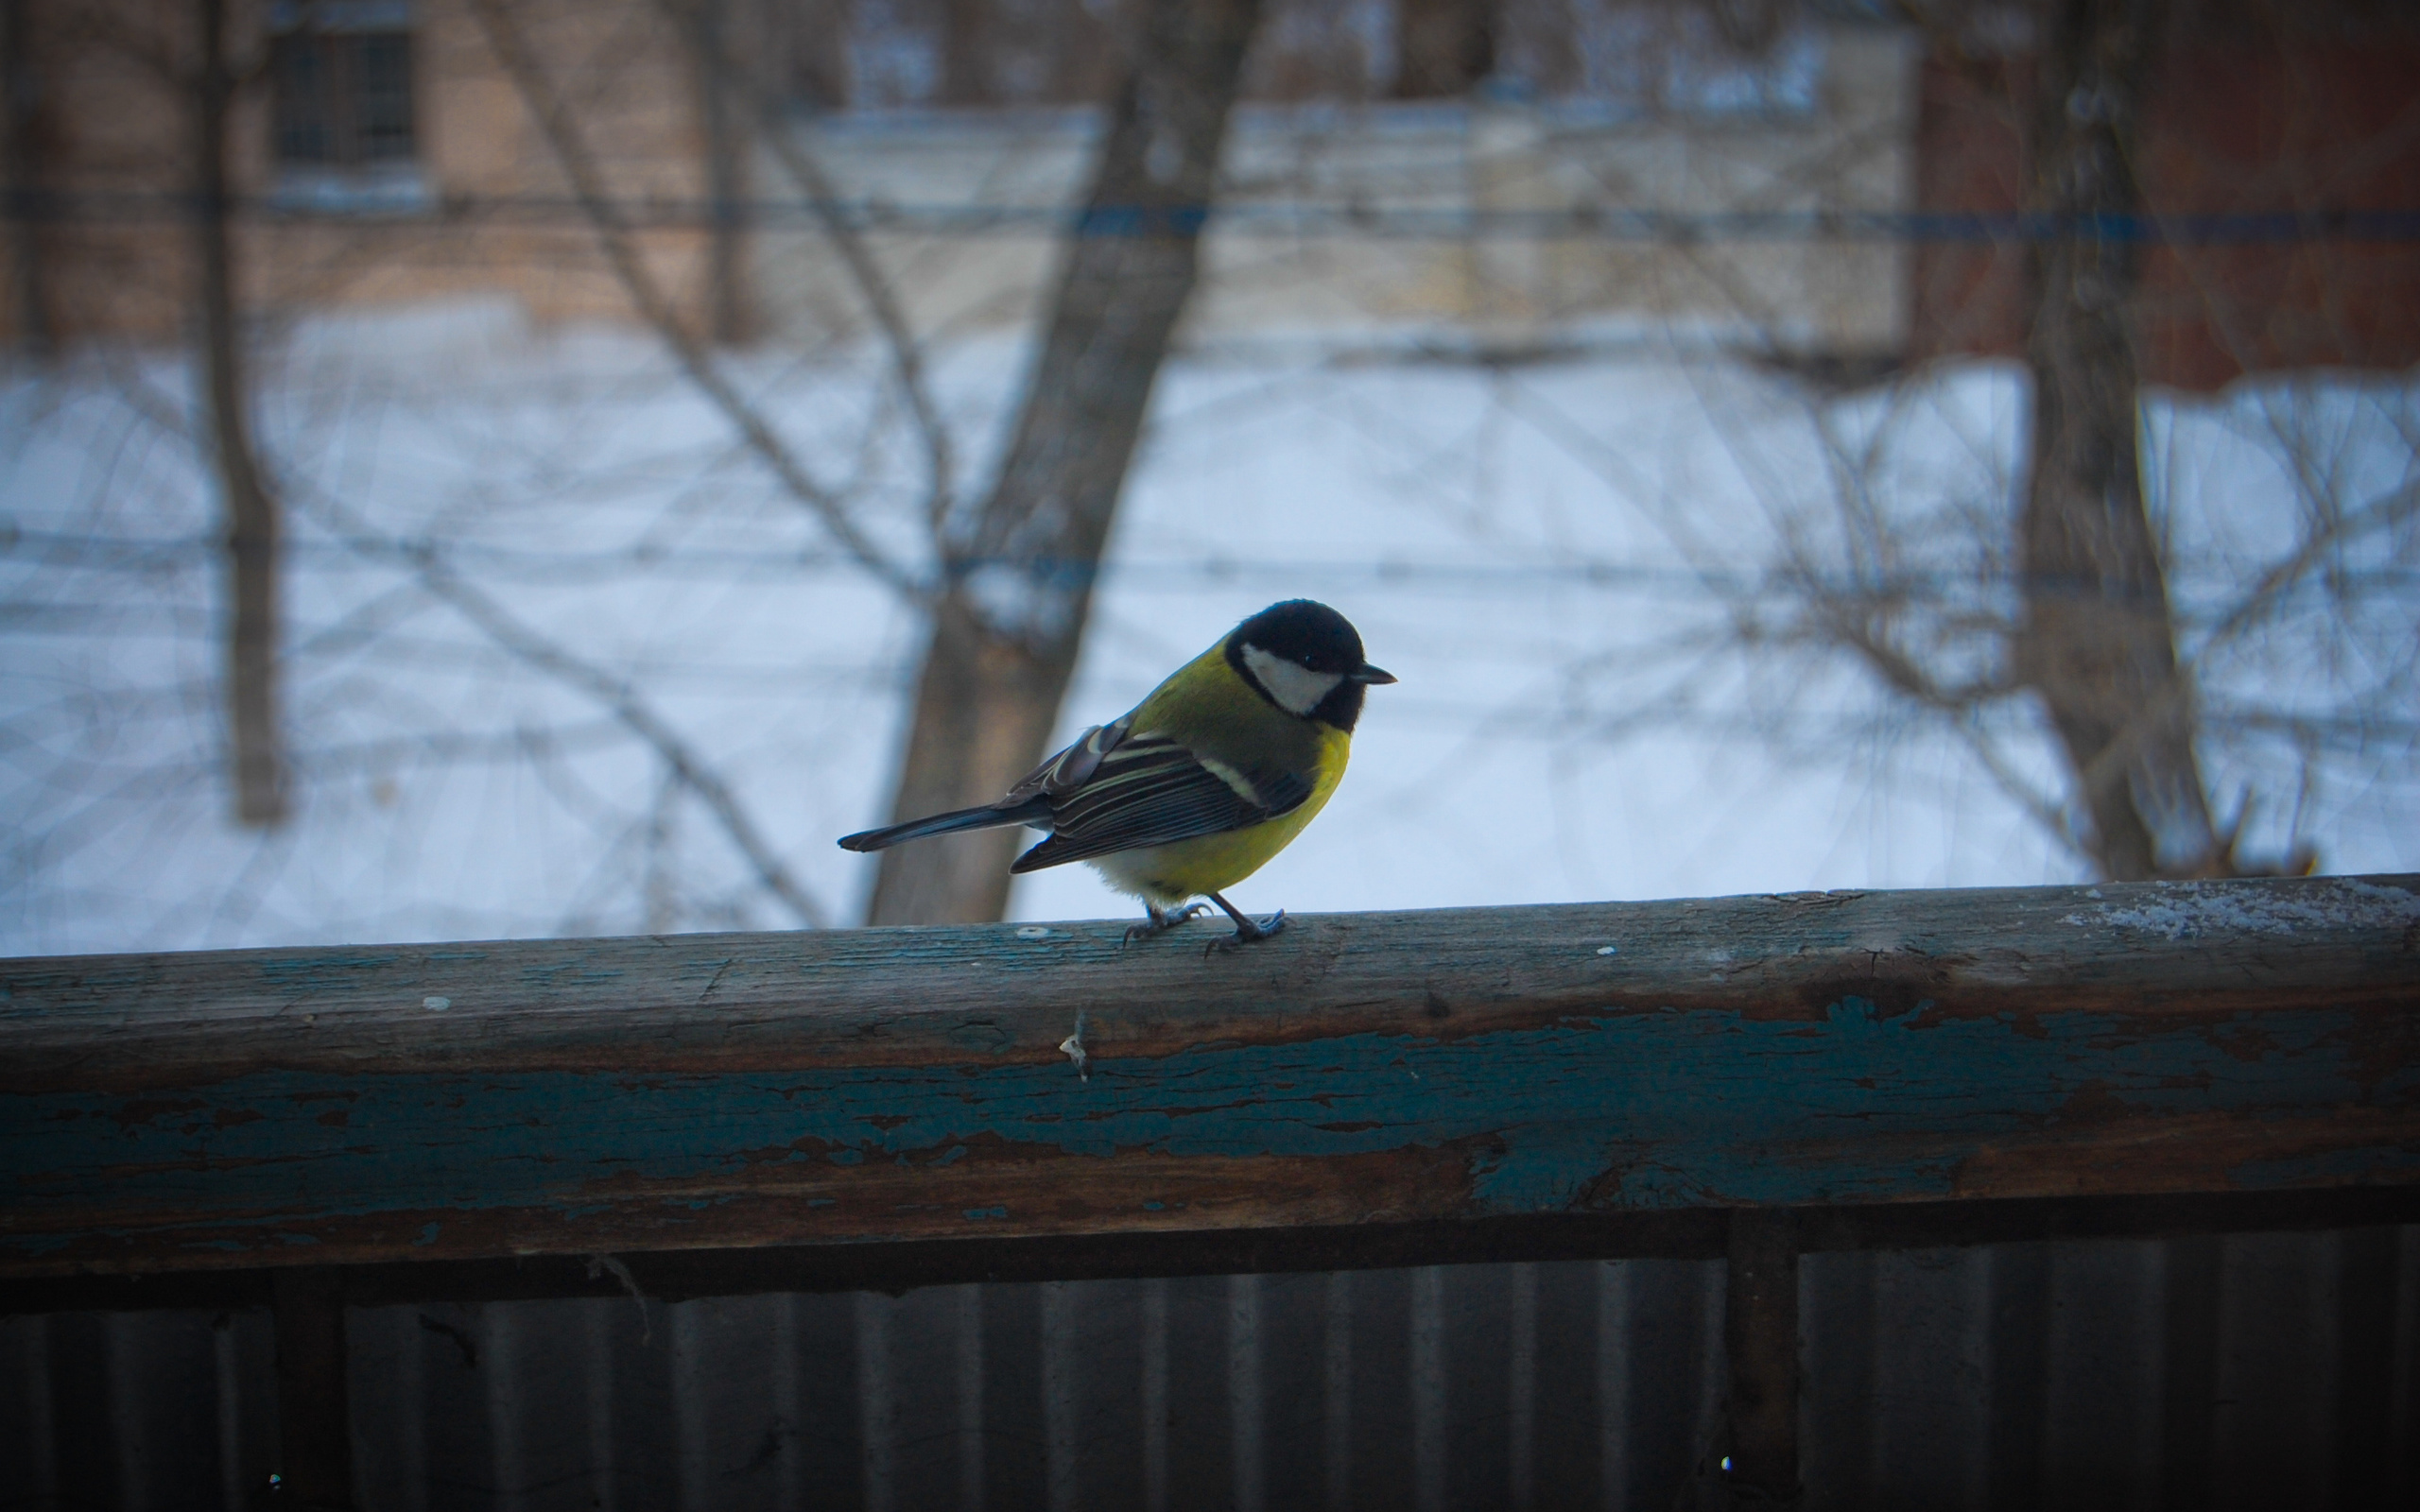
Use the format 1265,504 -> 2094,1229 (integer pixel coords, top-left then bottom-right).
839,600 -> 1393,947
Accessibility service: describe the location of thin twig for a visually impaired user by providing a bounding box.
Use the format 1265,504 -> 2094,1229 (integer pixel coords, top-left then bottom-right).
408,558 -> 826,928
755,109 -> 959,538
2066,475 -> 2420,824
464,0 -> 923,603
661,0 -> 959,537
291,485 -> 830,929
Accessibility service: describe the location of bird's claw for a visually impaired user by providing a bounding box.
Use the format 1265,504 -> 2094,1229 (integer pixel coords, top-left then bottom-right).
1121,902 -> 1208,949
1204,908 -> 1287,956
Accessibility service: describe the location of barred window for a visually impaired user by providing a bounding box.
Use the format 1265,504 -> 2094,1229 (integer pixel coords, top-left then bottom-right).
272,24 -> 417,169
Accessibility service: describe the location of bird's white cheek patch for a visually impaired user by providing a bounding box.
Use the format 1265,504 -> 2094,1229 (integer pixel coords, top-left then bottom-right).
1242,644 -> 1344,715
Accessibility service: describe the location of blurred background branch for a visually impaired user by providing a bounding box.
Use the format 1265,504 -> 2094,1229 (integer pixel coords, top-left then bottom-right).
2,0 -> 2413,951
867,0 -> 1266,926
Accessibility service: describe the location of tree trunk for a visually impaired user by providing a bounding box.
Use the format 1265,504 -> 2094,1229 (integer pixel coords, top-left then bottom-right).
2015,0 -> 2214,879
866,0 -> 1265,925
942,0 -> 994,106
1391,0 -> 1494,99
196,0 -> 286,826
3,0 -> 52,354
685,0 -> 750,344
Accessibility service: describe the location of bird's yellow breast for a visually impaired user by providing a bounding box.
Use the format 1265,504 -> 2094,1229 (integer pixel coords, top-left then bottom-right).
1086,722 -> 1352,906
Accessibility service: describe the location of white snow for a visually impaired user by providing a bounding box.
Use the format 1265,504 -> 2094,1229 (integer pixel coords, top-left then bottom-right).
1,297 -> 2412,954
2064,877 -> 2420,941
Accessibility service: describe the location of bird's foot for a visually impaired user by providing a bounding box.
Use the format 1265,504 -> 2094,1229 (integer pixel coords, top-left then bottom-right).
1121,902 -> 1208,949
1202,893 -> 1286,955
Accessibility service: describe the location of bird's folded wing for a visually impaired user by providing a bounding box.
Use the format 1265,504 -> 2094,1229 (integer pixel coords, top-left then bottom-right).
1000,716 -> 1132,805
1007,735 -> 1313,872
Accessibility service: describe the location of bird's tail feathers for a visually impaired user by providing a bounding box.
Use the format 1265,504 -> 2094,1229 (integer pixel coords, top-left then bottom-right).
838,798 -> 1050,853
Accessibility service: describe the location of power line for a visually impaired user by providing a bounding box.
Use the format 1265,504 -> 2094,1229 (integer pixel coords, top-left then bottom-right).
5,530 -> 2412,609
8,189 -> 2419,243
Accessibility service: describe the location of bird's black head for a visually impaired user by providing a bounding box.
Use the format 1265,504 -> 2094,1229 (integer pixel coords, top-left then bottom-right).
1223,599 -> 1395,731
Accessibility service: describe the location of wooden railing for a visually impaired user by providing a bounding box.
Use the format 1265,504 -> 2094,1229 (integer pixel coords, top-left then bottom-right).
7,875 -> 2418,1506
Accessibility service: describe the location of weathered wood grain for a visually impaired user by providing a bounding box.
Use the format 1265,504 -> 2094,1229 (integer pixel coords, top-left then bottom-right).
4,877 -> 2415,1279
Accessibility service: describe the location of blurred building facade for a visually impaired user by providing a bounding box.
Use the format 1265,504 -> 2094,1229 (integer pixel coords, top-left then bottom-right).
3,0 -> 739,345
2,0 -> 2415,380
1906,1 -> 2420,393
757,20 -> 1917,360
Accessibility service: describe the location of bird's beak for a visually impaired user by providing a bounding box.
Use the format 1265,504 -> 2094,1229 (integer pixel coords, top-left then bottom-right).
1349,663 -> 1397,685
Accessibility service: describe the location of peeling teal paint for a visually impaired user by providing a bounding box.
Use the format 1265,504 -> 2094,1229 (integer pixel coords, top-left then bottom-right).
2230,1145 -> 2420,1188
256,954 -> 400,989
3,997 -> 2410,1257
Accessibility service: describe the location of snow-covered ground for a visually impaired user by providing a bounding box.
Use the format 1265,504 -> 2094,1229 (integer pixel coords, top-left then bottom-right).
2,299 -> 2411,954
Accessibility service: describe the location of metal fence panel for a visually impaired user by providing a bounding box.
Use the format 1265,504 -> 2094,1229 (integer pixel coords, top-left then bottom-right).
7,1230 -> 2417,1511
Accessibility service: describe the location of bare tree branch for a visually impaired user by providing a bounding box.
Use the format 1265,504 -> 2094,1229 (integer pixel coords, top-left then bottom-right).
865,0 -> 1269,925
289,487 -> 830,930
464,0 -> 923,603
30,348 -> 830,927
754,109 -> 959,536
2065,474 -> 2420,855
668,0 -> 960,535
2196,478 -> 2420,665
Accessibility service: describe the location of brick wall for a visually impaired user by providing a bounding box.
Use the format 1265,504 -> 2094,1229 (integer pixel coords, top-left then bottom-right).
3,0 -> 726,346
1907,24 -> 2420,392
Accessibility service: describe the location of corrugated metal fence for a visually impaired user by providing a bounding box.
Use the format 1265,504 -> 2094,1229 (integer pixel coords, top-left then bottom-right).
8,1228 -> 2418,1510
